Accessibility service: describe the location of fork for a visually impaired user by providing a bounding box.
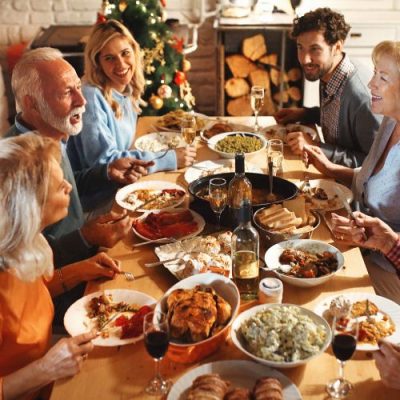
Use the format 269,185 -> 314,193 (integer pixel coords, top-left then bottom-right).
118,270 -> 135,281
133,237 -> 177,247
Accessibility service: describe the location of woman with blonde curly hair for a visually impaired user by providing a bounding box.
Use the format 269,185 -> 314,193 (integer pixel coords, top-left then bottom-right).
67,19 -> 195,174
0,133 -> 95,400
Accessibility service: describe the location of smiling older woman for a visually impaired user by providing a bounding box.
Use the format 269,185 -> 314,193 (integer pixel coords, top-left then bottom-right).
0,133 -> 95,400
303,40 -> 400,304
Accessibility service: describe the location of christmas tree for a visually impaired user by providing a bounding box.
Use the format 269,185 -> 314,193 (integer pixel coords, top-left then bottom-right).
99,0 -> 195,116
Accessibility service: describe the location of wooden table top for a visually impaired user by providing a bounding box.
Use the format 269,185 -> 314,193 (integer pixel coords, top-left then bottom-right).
50,116 -> 399,399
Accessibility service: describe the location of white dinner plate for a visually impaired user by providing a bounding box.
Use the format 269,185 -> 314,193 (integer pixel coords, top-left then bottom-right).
207,131 -> 267,159
155,112 -> 209,132
297,179 -> 353,211
115,180 -> 186,212
134,131 -> 186,152
263,123 -> 318,142
184,159 -> 262,183
132,208 -> 205,241
314,292 -> 400,351
64,289 -> 156,347
167,360 -> 302,400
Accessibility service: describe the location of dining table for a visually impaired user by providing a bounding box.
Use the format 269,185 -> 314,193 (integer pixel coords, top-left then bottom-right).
50,116 -> 399,400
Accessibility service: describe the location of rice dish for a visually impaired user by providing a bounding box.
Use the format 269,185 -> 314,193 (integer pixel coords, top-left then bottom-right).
240,305 -> 328,362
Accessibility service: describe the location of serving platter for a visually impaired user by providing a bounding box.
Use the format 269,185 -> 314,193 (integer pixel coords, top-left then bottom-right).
231,303 -> 331,368
200,120 -> 253,142
132,208 -> 205,241
264,239 -> 344,287
64,289 -> 156,347
155,111 -> 209,132
184,159 -> 262,184
115,180 -> 186,212
134,131 -> 186,152
314,292 -> 400,351
167,360 -> 302,399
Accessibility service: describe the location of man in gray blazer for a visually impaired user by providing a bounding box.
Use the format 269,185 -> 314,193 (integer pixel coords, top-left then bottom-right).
275,8 -> 381,168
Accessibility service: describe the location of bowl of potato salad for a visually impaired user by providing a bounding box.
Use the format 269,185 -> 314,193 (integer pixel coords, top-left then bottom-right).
231,303 -> 331,368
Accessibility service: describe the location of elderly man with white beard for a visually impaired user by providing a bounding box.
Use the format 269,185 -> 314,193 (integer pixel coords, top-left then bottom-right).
4,48 -> 151,324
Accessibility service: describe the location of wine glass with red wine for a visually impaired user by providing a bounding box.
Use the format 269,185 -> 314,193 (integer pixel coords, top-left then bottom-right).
143,311 -> 171,395
326,316 -> 359,399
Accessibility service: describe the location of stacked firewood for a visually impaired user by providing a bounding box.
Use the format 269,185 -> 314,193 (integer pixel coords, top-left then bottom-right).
224,34 -> 302,116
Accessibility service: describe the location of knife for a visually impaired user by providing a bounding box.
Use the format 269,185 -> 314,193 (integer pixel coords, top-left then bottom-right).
333,186 -> 368,241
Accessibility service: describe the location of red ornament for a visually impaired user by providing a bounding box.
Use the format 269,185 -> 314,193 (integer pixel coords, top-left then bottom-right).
160,0 -> 166,6
171,35 -> 184,53
174,71 -> 186,86
96,13 -> 107,24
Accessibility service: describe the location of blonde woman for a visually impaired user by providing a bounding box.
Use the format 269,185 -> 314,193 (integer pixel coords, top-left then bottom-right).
0,133 -> 95,400
305,40 -> 400,303
67,19 -> 196,173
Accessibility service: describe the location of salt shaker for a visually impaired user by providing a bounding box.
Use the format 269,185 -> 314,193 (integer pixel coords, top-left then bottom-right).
258,277 -> 283,304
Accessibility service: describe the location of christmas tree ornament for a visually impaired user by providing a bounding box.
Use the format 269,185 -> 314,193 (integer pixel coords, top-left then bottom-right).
160,0 -> 166,7
157,84 -> 172,99
118,0 -> 128,12
180,80 -> 196,108
150,94 -> 163,110
182,58 -> 191,72
174,71 -> 186,86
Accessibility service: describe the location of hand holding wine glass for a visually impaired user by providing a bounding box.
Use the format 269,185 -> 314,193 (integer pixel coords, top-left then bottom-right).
143,311 -> 171,395
209,177 -> 227,230
250,85 -> 264,133
326,316 -> 359,399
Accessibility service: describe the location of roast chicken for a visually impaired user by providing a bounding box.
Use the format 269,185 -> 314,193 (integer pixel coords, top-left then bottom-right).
167,286 -> 232,342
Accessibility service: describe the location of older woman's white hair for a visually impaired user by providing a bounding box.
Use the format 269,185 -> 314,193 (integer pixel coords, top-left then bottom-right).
0,132 -> 60,281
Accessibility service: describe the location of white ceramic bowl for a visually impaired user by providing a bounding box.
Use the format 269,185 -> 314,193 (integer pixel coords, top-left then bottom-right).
155,273 -> 240,363
231,303 -> 331,368
134,131 -> 186,152
264,239 -> 345,287
207,132 -> 267,159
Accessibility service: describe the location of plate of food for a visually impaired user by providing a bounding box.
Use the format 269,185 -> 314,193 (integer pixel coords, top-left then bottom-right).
167,360 -> 302,400
154,231 -> 233,280
134,131 -> 186,152
263,123 -> 318,143
115,180 -> 186,212
297,179 -> 353,211
64,289 -> 156,347
231,303 -> 331,368
155,110 -> 208,132
200,120 -> 253,141
264,239 -> 344,287
314,293 -> 400,351
184,159 -> 262,183
132,208 -> 205,241
208,132 -> 267,159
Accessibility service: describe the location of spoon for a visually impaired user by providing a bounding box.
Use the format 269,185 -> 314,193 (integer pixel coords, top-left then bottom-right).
266,157 -> 277,202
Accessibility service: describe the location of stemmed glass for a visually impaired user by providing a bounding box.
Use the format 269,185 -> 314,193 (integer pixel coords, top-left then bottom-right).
208,177 -> 227,229
267,139 -> 284,176
250,85 -> 264,133
143,311 -> 171,396
181,113 -> 197,145
326,316 -> 359,399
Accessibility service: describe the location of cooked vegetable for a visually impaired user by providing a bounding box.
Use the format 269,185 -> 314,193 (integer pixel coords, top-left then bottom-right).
215,135 -> 263,153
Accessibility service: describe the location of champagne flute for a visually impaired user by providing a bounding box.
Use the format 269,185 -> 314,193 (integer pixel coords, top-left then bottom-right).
267,139 -> 284,176
209,177 -> 227,229
250,85 -> 264,133
181,113 -> 197,145
143,311 -> 171,395
326,316 -> 359,399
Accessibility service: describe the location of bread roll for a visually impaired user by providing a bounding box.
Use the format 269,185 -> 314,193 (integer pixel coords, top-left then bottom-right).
283,197 -> 307,225
253,377 -> 283,400
187,373 -> 229,400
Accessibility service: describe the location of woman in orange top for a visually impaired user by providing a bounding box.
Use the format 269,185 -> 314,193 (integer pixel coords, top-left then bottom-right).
0,133 -> 96,400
